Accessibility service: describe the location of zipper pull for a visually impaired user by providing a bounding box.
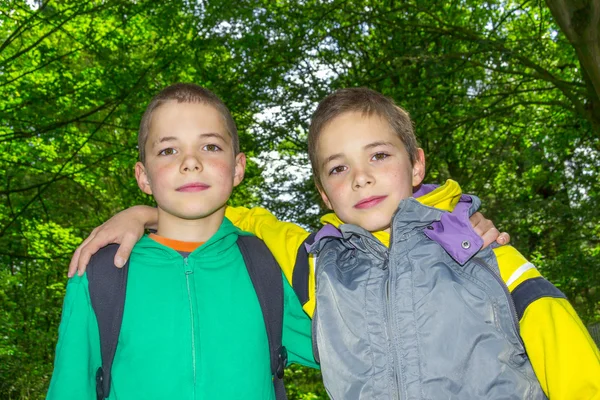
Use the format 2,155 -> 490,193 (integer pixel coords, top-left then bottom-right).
383,256 -> 389,270
184,257 -> 193,274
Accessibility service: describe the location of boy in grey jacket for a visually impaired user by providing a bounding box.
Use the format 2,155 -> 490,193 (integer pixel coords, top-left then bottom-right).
299,87 -> 598,399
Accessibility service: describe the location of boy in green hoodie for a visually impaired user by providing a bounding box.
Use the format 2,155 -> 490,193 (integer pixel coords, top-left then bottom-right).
46,83 -> 317,400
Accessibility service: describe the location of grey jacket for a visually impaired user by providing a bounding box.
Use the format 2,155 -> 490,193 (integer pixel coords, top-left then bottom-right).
309,197 -> 546,400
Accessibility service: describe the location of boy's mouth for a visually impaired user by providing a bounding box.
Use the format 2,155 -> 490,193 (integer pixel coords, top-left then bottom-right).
354,195 -> 387,209
176,182 -> 210,192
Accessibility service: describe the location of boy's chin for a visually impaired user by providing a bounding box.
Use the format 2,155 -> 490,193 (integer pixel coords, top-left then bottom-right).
343,216 -> 392,233
365,223 -> 392,234
158,205 -> 226,222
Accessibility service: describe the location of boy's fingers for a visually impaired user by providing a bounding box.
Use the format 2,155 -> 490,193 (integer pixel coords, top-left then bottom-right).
497,232 -> 510,245
468,212 -> 488,236
113,233 -> 138,268
68,228 -> 99,277
76,248 -> 94,277
68,247 -> 82,278
481,227 -> 500,248
76,236 -> 110,276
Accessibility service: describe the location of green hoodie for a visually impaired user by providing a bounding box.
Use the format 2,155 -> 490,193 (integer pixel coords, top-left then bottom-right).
47,218 -> 317,400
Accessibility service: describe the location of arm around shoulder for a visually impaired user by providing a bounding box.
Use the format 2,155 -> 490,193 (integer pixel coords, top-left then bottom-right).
226,205 -> 311,286
494,246 -> 600,399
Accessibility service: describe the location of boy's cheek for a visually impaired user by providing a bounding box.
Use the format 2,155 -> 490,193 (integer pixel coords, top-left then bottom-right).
211,159 -> 238,179
317,181 -> 339,211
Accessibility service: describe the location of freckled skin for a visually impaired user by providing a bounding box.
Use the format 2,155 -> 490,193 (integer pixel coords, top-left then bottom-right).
316,111 -> 425,233
135,101 -> 245,241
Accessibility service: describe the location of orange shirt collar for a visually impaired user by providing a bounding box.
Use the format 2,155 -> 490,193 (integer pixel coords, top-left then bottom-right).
149,234 -> 204,253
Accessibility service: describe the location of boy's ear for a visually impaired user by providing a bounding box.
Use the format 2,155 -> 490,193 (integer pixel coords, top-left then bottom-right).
412,148 -> 426,187
135,162 -> 153,195
232,152 -> 246,187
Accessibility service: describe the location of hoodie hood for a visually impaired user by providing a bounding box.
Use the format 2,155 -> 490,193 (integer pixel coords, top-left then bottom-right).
132,217 -> 244,266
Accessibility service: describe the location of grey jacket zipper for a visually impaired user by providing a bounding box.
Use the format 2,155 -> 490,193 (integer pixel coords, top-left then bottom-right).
383,240 -> 401,400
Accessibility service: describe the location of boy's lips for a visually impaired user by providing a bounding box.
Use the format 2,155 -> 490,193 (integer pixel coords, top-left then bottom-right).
176,182 -> 210,192
354,195 -> 387,209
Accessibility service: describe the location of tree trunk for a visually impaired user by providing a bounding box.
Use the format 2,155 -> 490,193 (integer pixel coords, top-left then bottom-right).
546,0 -> 600,131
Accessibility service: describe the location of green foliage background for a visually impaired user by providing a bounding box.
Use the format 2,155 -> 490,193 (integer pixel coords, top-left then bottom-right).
1,0 -> 598,398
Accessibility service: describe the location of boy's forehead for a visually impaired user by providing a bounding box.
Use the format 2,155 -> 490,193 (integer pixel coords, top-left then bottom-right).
317,111 -> 399,154
323,110 -> 394,135
148,101 -> 230,140
152,101 -> 222,125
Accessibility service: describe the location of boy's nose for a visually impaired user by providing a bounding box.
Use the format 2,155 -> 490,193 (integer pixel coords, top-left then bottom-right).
180,154 -> 203,172
353,168 -> 374,189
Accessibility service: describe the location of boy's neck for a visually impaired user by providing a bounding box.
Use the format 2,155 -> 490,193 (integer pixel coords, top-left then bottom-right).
155,206 -> 226,243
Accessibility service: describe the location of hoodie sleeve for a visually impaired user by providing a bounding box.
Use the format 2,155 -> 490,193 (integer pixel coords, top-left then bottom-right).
282,273 -> 320,369
46,274 -> 101,400
494,245 -> 600,399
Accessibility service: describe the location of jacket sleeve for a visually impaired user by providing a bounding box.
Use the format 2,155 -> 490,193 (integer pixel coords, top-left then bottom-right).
494,246 -> 600,399
282,273 -> 319,369
225,206 -> 317,317
46,274 -> 101,400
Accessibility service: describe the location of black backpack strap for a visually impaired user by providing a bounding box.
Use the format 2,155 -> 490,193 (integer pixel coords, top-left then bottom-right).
87,244 -> 129,400
291,232 -> 320,364
292,232 -> 318,306
237,235 -> 287,400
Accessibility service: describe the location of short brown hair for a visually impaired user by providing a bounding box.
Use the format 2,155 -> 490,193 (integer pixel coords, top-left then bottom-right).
308,87 -> 419,189
138,83 -> 239,163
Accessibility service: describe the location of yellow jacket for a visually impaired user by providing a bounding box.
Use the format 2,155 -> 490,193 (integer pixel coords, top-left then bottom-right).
226,180 -> 600,399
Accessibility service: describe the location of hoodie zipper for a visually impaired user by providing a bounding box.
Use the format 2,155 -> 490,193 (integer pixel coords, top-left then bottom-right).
184,257 -> 197,384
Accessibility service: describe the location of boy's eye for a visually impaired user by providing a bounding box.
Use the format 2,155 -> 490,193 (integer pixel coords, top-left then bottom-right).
371,152 -> 389,161
203,144 -> 222,152
329,165 -> 347,175
158,148 -> 177,156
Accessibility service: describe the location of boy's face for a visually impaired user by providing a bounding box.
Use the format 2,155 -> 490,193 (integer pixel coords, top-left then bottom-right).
135,101 -> 245,222
316,111 -> 425,233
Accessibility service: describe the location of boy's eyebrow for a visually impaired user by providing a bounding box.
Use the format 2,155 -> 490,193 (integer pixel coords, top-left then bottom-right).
199,132 -> 227,141
152,132 -> 227,146
154,136 -> 178,145
364,140 -> 394,149
321,153 -> 343,169
321,141 -> 395,168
